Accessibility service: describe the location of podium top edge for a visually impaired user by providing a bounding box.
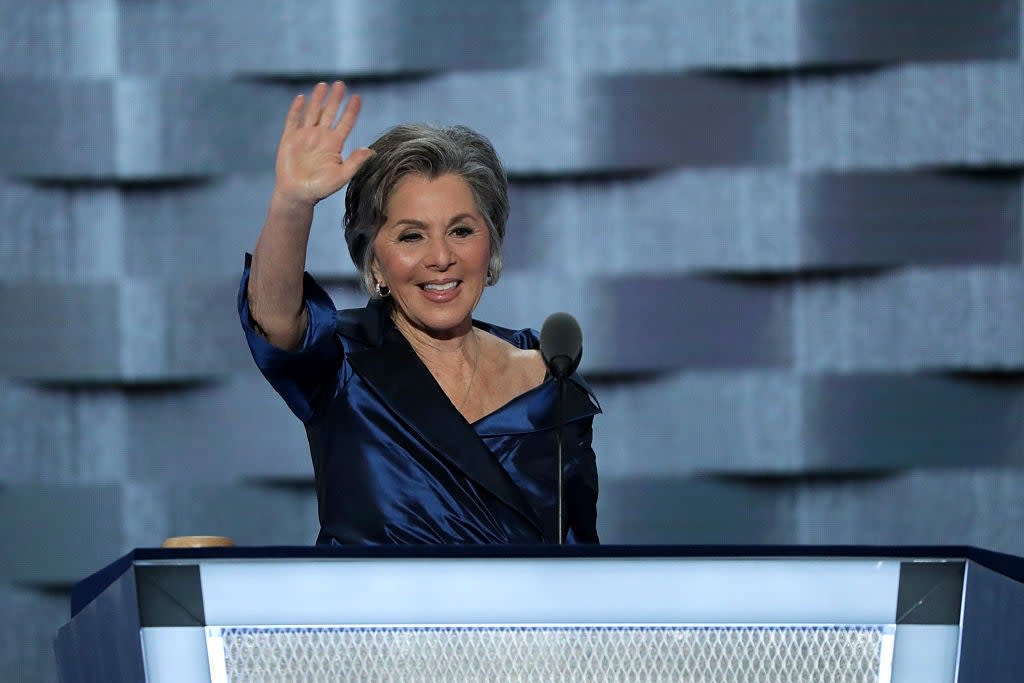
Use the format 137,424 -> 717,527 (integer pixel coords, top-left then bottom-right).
70,544 -> 1024,619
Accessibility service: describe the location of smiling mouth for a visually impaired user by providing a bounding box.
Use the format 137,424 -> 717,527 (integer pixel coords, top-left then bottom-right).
421,281 -> 460,292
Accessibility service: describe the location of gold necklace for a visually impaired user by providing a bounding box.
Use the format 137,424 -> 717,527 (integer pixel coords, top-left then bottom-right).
416,330 -> 482,412
455,330 -> 482,411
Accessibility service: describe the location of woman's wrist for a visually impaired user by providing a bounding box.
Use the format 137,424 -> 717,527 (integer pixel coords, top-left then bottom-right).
265,188 -> 318,240
269,185 -> 317,213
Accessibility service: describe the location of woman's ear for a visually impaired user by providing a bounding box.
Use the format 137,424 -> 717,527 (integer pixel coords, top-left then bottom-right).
370,255 -> 382,283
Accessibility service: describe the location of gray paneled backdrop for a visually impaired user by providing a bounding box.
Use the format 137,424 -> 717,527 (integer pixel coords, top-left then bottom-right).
1,1 -> 1023,680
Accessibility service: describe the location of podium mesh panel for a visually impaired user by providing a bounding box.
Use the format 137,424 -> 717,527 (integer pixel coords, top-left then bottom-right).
211,625 -> 889,683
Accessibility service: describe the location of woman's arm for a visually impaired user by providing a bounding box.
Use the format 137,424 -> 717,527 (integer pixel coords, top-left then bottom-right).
248,81 -> 374,350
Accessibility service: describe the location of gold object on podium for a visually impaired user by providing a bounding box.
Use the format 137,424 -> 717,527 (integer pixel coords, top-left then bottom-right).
160,535 -> 235,548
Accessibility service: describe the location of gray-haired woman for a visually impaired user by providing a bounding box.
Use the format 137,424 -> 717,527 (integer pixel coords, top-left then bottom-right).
239,81 -> 600,545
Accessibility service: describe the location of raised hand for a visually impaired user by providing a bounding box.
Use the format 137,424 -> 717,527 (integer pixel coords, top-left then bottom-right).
248,82 -> 373,350
272,81 -> 374,207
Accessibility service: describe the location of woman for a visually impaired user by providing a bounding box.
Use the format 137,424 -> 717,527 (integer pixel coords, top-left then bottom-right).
239,81 -> 600,545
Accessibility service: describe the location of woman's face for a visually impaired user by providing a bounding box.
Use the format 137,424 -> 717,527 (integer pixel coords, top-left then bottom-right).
371,173 -> 491,339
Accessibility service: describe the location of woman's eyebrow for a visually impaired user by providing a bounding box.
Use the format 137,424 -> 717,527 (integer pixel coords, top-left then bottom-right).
393,218 -> 427,228
447,213 -> 477,226
392,213 -> 479,228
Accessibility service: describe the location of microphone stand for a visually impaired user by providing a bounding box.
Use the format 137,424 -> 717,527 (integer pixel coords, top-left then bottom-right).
540,312 -> 583,546
555,377 -> 566,545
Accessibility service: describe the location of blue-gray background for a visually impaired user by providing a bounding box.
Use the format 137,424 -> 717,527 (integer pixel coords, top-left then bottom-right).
1,1 -> 1023,680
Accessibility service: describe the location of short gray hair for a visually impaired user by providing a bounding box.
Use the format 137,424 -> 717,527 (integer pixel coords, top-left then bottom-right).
343,123 -> 509,298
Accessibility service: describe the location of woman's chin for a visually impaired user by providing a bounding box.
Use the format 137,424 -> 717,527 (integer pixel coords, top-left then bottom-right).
393,307 -> 474,340
392,284 -> 483,338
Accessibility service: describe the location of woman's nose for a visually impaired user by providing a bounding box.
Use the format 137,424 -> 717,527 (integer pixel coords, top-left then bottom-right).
426,236 -> 455,269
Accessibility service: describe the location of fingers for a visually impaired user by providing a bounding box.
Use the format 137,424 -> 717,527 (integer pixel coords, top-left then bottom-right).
333,93 -> 362,141
293,81 -> 358,130
321,81 -> 347,128
282,94 -> 304,132
302,82 -> 329,127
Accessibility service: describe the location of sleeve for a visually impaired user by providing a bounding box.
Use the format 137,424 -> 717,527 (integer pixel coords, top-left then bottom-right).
565,416 -> 600,544
238,253 -> 344,423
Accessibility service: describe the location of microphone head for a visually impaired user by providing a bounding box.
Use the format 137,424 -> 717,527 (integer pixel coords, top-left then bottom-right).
540,312 -> 583,380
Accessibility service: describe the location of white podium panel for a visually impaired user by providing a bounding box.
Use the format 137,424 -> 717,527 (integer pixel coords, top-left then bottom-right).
197,557 -> 901,624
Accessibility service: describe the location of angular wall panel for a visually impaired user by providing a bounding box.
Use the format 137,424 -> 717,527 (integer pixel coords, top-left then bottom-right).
119,0 -> 548,76
0,379 -> 127,484
0,483 -> 317,584
568,0 -> 799,70
485,268 -> 1024,374
0,587 -> 65,683
0,180 -> 83,280
506,171 -> 802,274
593,372 -> 803,478
334,72 -> 791,174
586,276 -> 793,371
122,376 -> 311,483
0,73 -> 790,180
802,374 -> 1024,470
800,173 -> 1022,267
598,477 -> 799,545
504,171 -> 1022,276
444,271 -> 597,358
6,1 -> 1016,77
593,372 -> 1024,477
161,483 -> 318,546
798,0 -> 1020,64
0,376 -> 312,485
0,78 -> 282,179
0,279 -> 248,382
0,79 -> 118,178
0,176 -> 352,281
0,0 -> 118,77
795,267 -> 1024,371
793,63 -> 1024,170
574,0 -> 1020,71
0,485 -> 125,584
476,273 -> 793,372
601,471 -> 1024,553
0,281 -> 124,379
794,470 -> 1024,553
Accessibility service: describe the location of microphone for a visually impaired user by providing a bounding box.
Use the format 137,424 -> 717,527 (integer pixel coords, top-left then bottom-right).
539,312 -> 584,545
540,312 -> 583,380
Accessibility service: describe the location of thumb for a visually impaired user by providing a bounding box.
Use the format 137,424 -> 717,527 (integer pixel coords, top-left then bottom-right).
346,147 -> 376,170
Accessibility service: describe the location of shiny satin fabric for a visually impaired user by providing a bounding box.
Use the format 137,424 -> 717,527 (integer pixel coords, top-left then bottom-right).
238,255 -> 601,545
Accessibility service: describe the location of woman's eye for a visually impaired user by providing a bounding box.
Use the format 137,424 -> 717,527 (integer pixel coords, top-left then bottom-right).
452,226 -> 474,237
398,232 -> 422,242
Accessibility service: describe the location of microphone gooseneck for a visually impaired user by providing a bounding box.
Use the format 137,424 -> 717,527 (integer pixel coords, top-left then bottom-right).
540,312 -> 584,545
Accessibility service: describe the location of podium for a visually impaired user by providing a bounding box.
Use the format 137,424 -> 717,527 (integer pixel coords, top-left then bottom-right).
55,546 -> 1024,682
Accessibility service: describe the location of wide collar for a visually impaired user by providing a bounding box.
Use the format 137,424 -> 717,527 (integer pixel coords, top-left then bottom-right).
342,299 -> 545,537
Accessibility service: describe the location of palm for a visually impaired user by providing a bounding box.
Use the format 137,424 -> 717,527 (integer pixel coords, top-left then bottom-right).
274,81 -> 374,205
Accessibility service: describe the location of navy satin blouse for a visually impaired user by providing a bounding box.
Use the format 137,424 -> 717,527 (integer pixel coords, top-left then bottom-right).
238,257 -> 601,545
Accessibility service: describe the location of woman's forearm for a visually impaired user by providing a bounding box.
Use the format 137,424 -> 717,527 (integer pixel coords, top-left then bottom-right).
247,190 -> 316,350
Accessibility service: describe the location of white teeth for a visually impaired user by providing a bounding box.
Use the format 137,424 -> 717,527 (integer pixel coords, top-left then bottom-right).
423,281 -> 458,291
